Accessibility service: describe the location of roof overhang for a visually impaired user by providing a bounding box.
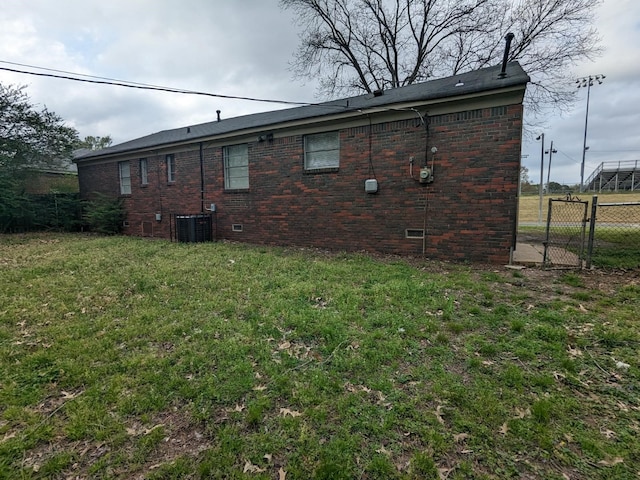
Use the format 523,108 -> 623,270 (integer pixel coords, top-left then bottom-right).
76,62 -> 528,165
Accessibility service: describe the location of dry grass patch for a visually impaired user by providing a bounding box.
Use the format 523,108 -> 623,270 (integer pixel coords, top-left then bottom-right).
518,192 -> 640,223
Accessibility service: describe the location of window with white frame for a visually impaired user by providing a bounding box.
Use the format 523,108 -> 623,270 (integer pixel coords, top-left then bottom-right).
118,161 -> 131,195
166,154 -> 175,183
223,144 -> 249,190
139,158 -> 148,185
304,131 -> 340,170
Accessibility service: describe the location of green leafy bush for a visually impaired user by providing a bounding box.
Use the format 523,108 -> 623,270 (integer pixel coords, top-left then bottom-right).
83,193 -> 126,234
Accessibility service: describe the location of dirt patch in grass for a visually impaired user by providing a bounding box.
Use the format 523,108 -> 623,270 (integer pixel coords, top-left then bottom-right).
19,409 -> 212,480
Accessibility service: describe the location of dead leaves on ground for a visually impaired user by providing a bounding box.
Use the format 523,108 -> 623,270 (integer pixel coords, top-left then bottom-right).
597,457 -> 624,466
434,405 -> 446,425
567,345 -> 583,358
279,407 -> 302,418
493,406 -> 532,436
271,337 -> 319,363
375,445 -> 391,455
243,456 -> 287,478
344,382 -> 392,410
125,423 -> 164,437
513,407 -> 531,419
243,460 -> 266,474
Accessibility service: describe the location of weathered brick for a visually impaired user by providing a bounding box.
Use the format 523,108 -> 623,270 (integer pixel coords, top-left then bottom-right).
78,104 -> 523,263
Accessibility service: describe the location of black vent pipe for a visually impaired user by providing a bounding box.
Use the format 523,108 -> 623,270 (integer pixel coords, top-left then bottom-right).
498,32 -> 515,78
199,142 -> 205,213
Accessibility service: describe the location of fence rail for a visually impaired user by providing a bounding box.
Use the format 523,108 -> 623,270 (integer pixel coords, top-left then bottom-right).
539,196 -> 640,269
587,199 -> 640,268
1,193 -> 82,233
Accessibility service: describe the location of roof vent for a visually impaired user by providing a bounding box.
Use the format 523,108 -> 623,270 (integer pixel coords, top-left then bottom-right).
498,32 -> 515,79
216,110 -> 221,122
373,89 -> 384,97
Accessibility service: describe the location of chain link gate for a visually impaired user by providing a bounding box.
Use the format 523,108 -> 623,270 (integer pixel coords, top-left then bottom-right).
585,197 -> 640,269
544,196 -> 589,268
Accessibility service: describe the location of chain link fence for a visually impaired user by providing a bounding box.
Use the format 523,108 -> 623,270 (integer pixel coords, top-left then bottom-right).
587,199 -> 640,269
538,196 -> 640,269
543,197 -> 588,268
1,193 -> 82,233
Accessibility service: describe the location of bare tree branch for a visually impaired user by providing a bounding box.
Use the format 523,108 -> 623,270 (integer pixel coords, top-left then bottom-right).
281,0 -> 602,116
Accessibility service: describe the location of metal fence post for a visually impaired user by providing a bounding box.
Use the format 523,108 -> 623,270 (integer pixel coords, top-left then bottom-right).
586,195 -> 598,269
543,197 -> 553,265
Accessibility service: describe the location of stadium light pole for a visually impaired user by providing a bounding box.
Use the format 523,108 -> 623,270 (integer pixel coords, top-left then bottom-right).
577,75 -> 605,192
536,133 -> 544,225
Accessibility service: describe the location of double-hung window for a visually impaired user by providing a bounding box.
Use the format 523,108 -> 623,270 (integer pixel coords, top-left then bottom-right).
304,131 -> 340,170
166,154 -> 176,183
223,144 -> 249,190
118,161 -> 131,195
139,158 -> 148,185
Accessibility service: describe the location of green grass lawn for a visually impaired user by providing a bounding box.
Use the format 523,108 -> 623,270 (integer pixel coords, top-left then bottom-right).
1,234 -> 639,479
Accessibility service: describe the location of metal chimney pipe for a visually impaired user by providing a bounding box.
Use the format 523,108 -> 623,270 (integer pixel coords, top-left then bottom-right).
216,110 -> 221,122
498,33 -> 515,78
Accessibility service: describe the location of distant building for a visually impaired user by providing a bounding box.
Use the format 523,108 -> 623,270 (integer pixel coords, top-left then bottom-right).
22,150 -> 85,194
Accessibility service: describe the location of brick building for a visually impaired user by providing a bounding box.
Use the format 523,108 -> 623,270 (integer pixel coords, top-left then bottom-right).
76,62 -> 528,263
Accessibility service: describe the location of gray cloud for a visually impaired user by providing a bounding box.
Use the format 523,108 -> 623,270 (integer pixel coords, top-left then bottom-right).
1,0 -> 639,186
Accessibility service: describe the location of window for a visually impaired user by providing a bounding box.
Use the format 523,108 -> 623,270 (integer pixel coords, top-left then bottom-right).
304,131 -> 339,170
139,158 -> 148,185
166,154 -> 175,183
118,161 -> 131,195
223,144 -> 249,190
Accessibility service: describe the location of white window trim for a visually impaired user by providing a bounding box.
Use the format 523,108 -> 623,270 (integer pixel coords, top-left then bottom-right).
140,158 -> 148,185
224,144 -> 249,190
304,131 -> 340,170
118,161 -> 131,195
166,154 -> 175,183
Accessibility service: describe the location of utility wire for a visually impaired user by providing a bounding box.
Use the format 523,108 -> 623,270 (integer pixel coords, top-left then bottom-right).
556,149 -> 580,165
0,60 -> 433,120
1,60 -> 169,87
0,62 -> 325,107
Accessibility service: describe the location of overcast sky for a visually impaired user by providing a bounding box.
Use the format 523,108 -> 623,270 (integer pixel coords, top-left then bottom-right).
1,0 -> 639,186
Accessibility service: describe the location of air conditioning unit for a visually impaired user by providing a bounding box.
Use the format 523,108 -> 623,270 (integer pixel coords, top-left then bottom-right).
176,214 -> 213,243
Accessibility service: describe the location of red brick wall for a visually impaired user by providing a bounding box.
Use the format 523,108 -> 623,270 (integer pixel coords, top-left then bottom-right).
78,104 -> 523,263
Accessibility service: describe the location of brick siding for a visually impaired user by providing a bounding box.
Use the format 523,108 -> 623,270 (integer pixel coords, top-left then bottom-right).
78,104 -> 523,263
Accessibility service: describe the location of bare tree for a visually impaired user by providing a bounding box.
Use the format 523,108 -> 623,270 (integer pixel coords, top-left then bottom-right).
281,0 -> 602,114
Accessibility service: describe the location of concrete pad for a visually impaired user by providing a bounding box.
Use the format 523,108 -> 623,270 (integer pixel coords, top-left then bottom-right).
512,243 -> 544,265
512,243 -> 582,267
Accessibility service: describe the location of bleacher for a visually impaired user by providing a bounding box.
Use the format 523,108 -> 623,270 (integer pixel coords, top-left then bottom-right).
584,160 -> 640,192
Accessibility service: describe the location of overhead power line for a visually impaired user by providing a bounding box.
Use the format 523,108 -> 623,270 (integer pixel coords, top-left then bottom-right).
0,60 -> 435,120
1,60 -> 169,87
0,61 -> 316,107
